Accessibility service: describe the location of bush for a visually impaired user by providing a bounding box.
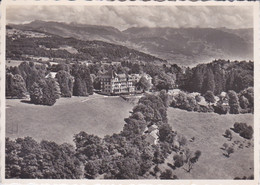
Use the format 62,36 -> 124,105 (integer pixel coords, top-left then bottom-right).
233,122 -> 253,139
173,154 -> 184,168
213,104 -> 229,114
226,147 -> 234,157
224,129 -> 232,140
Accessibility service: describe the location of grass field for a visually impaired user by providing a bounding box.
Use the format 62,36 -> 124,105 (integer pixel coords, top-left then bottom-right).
165,108 -> 254,179
6,95 -> 254,179
6,94 -> 133,145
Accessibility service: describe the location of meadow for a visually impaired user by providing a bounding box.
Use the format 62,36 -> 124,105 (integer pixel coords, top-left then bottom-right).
165,108 -> 254,179
6,95 -> 254,179
6,94 -> 133,145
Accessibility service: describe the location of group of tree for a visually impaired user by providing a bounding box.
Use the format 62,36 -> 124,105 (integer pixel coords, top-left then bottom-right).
5,137 -> 83,179
122,59 -> 253,96
173,149 -> 201,172
222,143 -> 234,158
232,122 -> 253,140
179,59 -> 253,95
6,92 -> 195,179
170,87 -> 253,115
6,62 -> 93,105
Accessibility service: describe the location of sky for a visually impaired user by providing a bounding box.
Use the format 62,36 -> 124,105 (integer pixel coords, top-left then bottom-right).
6,5 -> 253,30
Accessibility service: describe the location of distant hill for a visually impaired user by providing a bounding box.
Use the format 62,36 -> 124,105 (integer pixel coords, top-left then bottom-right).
6,26 -> 166,64
123,27 -> 253,66
9,20 -> 253,66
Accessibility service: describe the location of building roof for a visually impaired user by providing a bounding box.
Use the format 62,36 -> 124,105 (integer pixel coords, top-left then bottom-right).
101,70 -> 114,78
116,73 -> 127,79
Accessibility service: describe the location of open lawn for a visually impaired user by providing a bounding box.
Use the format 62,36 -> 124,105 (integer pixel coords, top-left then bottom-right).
164,108 -> 254,179
6,94 -> 133,145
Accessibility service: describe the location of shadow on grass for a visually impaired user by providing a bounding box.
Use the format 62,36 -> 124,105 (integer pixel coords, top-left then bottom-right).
20,100 -> 35,104
20,100 -> 53,106
223,153 -> 230,158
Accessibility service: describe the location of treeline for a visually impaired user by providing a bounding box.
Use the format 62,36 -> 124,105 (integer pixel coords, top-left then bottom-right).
179,59 -> 253,95
6,62 -> 93,105
120,59 -> 253,95
6,92 -> 199,179
171,87 -> 254,114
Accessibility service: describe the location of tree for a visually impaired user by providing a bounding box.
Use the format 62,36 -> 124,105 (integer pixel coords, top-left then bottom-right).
30,78 -> 60,106
122,117 -> 147,138
201,68 -> 215,94
6,73 -> 27,98
56,70 -> 74,97
159,90 -> 170,107
93,76 -> 101,90
177,135 -> 187,150
17,61 -> 46,91
6,137 -> 83,179
173,154 -> 184,168
222,143 -> 228,150
158,123 -> 174,143
240,87 -> 253,112
114,157 -> 141,179
204,90 -> 215,105
154,72 -> 175,91
73,77 -> 88,96
136,76 -> 151,92
239,96 -> 249,109
233,122 -> 253,140
228,90 -> 240,114
226,147 -> 234,157
184,149 -> 201,172
71,64 -> 93,95
224,129 -> 232,141
160,169 -> 176,179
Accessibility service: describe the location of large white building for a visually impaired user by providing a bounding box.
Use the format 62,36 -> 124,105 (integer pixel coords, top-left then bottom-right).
100,71 -> 152,95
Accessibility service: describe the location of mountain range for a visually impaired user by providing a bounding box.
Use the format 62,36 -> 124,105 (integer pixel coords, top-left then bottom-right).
9,20 -> 253,66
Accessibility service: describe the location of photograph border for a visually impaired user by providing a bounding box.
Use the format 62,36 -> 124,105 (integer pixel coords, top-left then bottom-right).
1,1 -> 259,185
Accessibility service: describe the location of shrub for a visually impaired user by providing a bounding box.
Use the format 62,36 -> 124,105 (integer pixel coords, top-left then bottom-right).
226,147 -> 234,157
173,154 -> 184,168
233,122 -> 253,139
213,104 -> 229,114
224,129 -> 232,140
222,143 -> 228,150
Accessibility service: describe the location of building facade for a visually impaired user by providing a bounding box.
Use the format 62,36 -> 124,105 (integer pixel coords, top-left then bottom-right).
100,71 -> 135,95
100,71 -> 152,95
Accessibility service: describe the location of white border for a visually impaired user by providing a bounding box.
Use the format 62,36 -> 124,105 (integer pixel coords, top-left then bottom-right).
1,1 -> 259,185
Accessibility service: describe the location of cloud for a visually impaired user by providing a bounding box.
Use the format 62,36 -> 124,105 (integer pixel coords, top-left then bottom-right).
6,5 -> 253,30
